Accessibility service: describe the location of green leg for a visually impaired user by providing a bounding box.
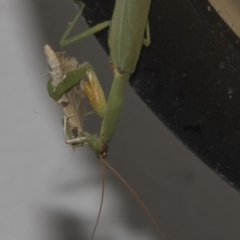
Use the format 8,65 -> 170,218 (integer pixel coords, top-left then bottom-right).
60,4 -> 111,48
48,62 -> 92,101
142,21 -> 151,47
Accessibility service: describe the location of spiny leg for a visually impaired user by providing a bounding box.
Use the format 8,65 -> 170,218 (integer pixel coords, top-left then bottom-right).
59,62 -> 107,118
60,3 -> 111,48
60,64 -> 107,149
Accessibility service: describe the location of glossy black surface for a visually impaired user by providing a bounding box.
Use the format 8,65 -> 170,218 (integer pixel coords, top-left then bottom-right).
82,0 -> 240,190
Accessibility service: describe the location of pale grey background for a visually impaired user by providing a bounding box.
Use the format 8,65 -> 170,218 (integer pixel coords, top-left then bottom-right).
1,0 -> 240,240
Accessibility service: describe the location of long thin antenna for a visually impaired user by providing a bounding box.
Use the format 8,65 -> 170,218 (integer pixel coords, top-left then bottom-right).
102,159 -> 167,240
90,157 -> 105,240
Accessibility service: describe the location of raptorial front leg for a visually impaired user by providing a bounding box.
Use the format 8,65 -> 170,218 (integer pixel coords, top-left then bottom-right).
83,68 -> 107,118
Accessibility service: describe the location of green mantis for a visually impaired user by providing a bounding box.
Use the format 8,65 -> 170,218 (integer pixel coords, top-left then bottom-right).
46,0 -> 151,159
44,0 -> 166,238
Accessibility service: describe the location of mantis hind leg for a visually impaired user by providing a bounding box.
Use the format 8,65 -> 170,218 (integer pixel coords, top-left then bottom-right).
142,21 -> 151,47
60,3 -> 111,48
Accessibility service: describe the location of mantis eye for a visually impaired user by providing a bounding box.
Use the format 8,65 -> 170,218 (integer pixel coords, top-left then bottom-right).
101,143 -> 108,159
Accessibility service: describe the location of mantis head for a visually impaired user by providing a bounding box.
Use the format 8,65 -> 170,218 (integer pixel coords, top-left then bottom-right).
88,136 -> 108,159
